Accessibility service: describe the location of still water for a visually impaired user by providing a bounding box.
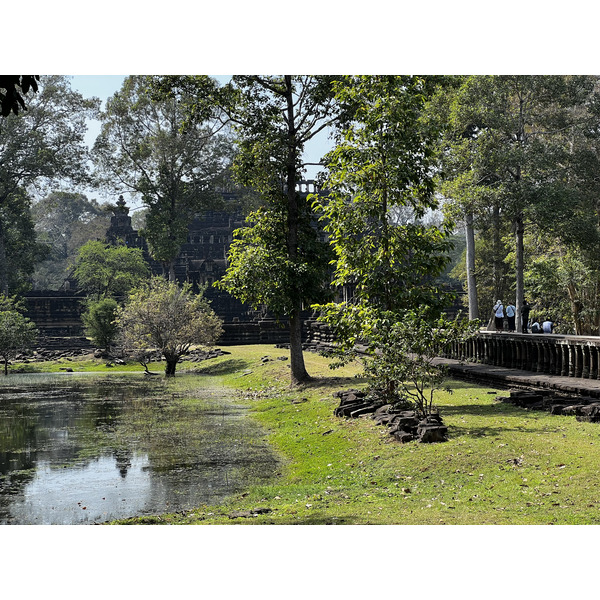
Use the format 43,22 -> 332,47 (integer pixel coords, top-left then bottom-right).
0,373 -> 279,524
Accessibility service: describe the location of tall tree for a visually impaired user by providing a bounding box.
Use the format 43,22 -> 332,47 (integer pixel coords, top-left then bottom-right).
313,76 -> 456,400
93,76 -> 233,281
0,295 -> 38,375
0,75 -> 98,293
438,76 -> 598,330
214,76 -> 340,385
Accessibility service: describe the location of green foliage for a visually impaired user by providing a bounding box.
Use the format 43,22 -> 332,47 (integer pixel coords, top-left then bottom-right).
32,191 -> 111,290
216,206 -> 333,316
436,75 -> 600,325
117,277 -> 223,376
0,75 -> 98,294
0,295 -> 38,375
0,187 -> 45,294
313,76 -> 459,403
93,76 -> 232,277
214,76 -> 340,384
360,309 -> 479,417
81,298 -> 119,349
73,240 -> 150,301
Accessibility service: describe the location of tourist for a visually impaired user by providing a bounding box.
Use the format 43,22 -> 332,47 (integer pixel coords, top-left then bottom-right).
542,318 -> 554,334
493,300 -> 504,332
506,301 -> 516,332
521,299 -> 531,333
531,320 -> 541,333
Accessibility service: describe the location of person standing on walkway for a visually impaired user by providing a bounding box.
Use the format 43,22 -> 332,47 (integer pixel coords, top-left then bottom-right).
506,302 -> 516,332
493,300 -> 504,332
521,299 -> 531,333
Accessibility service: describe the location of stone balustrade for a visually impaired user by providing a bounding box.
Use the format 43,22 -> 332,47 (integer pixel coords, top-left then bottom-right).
443,331 -> 600,380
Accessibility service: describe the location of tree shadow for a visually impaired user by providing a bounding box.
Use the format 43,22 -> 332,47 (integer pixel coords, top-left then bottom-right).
190,359 -> 252,376
302,375 -> 369,390
440,398 -> 559,436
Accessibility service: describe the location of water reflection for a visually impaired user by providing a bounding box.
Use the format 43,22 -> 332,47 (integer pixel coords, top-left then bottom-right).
0,374 -> 279,524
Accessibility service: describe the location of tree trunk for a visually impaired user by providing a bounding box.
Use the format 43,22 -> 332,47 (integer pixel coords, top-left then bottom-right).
284,75 -> 310,385
0,219 -> 8,295
566,281 -> 583,335
3,358 -> 8,376
515,214 -> 525,333
164,354 -> 178,377
492,203 -> 503,304
465,211 -> 479,320
289,311 -> 309,385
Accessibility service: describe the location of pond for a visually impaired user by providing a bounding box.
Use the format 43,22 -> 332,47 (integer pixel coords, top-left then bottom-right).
0,373 -> 280,524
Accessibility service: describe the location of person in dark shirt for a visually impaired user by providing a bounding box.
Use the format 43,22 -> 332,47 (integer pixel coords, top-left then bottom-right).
521,299 -> 531,333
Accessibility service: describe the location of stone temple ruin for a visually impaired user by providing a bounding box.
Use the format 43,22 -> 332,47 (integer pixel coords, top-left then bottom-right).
24,183 -> 329,349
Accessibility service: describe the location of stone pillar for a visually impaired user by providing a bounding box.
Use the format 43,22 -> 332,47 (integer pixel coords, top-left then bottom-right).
536,342 -> 544,373
560,344 -> 569,377
568,345 -> 576,377
553,343 -> 562,376
575,345 -> 583,378
582,345 -> 590,379
509,339 -> 517,369
590,345 -> 598,380
544,342 -> 555,375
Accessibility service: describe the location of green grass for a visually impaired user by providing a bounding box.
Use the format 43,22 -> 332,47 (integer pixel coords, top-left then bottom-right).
57,343 -> 596,526
10,344 -> 600,524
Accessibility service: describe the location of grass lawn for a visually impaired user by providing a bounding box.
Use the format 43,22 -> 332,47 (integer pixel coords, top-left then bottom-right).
26,343 -> 595,526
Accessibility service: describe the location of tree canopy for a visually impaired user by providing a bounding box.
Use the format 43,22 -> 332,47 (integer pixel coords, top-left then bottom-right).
0,75 -> 98,294
73,240 -> 150,301
313,76 -> 461,403
117,277 -> 223,376
32,191 -> 111,290
0,295 -> 38,375
93,75 -> 233,280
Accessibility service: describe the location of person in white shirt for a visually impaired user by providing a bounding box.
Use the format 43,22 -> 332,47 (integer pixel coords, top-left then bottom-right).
493,300 -> 504,332
505,302 -> 516,331
542,319 -> 554,334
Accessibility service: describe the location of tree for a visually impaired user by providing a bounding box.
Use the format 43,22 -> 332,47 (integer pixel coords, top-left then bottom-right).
0,295 -> 38,375
117,277 -> 223,376
81,298 -> 119,350
313,76 -> 458,402
212,75 -> 339,385
93,76 -> 233,280
365,308 -> 478,417
73,240 -> 150,301
2,187 -> 45,295
0,75 -> 99,293
31,191 -> 111,290
438,76 -> 598,330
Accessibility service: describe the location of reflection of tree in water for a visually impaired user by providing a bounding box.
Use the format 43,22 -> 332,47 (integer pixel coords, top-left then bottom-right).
0,405 -> 38,475
114,448 -> 132,478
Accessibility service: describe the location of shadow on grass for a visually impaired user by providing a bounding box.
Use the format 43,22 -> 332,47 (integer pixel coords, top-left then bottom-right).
191,358 -> 253,376
441,399 -> 559,437
301,375 -> 369,390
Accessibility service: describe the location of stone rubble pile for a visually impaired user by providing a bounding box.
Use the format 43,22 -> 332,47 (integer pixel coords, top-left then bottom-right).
16,348 -> 92,362
497,389 -> 600,423
333,389 -> 448,443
